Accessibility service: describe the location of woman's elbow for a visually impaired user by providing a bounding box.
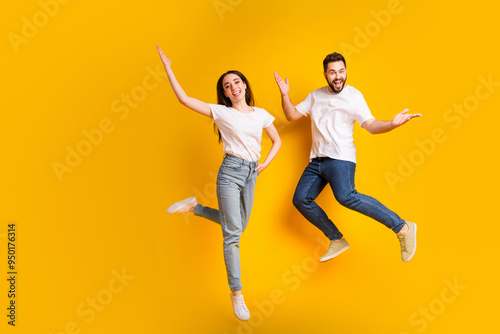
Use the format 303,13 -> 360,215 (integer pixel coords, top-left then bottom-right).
178,98 -> 189,107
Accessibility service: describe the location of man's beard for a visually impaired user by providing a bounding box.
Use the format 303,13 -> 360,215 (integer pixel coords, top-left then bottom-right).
328,76 -> 347,93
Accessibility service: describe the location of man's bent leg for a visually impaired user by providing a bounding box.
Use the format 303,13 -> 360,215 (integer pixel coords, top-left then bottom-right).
292,159 -> 344,240
324,159 -> 405,233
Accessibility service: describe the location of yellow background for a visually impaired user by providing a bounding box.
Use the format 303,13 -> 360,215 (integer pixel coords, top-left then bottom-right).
2,0 -> 499,333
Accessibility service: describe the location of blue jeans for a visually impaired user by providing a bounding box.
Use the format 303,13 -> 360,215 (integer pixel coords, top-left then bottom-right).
193,154 -> 259,292
293,157 -> 405,241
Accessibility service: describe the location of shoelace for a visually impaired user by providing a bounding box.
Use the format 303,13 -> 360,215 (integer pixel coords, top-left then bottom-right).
398,235 -> 408,253
235,296 -> 248,312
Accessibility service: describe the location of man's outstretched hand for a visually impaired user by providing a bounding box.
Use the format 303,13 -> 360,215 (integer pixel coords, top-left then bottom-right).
392,109 -> 422,128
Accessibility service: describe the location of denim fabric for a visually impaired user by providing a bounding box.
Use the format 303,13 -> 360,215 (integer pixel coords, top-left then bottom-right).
292,157 -> 405,240
193,154 -> 259,291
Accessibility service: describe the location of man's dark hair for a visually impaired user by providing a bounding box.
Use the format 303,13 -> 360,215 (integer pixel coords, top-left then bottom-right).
323,52 -> 346,72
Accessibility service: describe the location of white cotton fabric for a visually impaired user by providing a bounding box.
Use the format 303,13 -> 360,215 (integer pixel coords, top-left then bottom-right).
295,85 -> 375,163
210,104 -> 274,161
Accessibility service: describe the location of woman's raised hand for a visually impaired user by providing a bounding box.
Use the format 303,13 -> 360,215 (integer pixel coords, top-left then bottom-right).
157,45 -> 171,67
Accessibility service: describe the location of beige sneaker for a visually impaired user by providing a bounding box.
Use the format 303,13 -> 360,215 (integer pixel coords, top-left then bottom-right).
319,238 -> 350,262
230,293 -> 250,321
166,196 -> 197,214
398,221 -> 417,262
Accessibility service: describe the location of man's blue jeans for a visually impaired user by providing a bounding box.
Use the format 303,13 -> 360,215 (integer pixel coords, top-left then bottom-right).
293,157 -> 405,241
193,154 -> 259,292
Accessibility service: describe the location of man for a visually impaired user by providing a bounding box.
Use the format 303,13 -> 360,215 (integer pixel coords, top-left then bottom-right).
274,52 -> 421,263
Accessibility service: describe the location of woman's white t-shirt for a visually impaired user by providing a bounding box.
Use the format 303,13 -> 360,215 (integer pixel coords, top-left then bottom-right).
210,104 -> 274,161
295,85 -> 375,163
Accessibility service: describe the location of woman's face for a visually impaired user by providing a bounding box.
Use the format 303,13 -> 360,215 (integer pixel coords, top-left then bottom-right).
222,73 -> 247,104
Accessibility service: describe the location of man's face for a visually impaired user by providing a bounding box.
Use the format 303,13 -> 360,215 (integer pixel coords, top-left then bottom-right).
324,61 -> 347,93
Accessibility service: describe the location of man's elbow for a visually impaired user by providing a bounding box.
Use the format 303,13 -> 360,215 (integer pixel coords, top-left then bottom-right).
364,126 -> 376,134
361,120 -> 376,134
285,110 -> 302,122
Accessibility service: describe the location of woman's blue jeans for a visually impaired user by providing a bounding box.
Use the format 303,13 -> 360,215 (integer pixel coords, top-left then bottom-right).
293,157 -> 405,241
193,154 -> 259,292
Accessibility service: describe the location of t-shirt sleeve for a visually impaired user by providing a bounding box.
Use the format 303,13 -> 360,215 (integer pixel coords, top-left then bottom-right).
209,104 -> 226,120
262,109 -> 275,128
353,92 -> 375,124
295,93 -> 313,116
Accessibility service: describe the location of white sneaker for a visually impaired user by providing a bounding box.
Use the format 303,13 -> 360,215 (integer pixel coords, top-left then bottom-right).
230,293 -> 250,321
166,196 -> 198,214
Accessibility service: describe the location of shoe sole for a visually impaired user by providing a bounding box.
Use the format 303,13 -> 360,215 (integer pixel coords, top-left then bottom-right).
319,244 -> 350,262
166,202 -> 185,214
166,197 -> 196,214
234,313 -> 250,321
403,222 -> 417,262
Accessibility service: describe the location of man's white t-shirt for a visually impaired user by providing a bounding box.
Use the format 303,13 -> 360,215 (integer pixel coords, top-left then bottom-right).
295,85 -> 375,163
210,104 -> 275,162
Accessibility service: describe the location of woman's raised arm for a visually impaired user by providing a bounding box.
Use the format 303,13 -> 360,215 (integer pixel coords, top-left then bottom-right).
157,45 -> 212,118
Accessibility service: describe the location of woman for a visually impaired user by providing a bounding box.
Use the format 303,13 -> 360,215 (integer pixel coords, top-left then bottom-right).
157,46 -> 281,321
